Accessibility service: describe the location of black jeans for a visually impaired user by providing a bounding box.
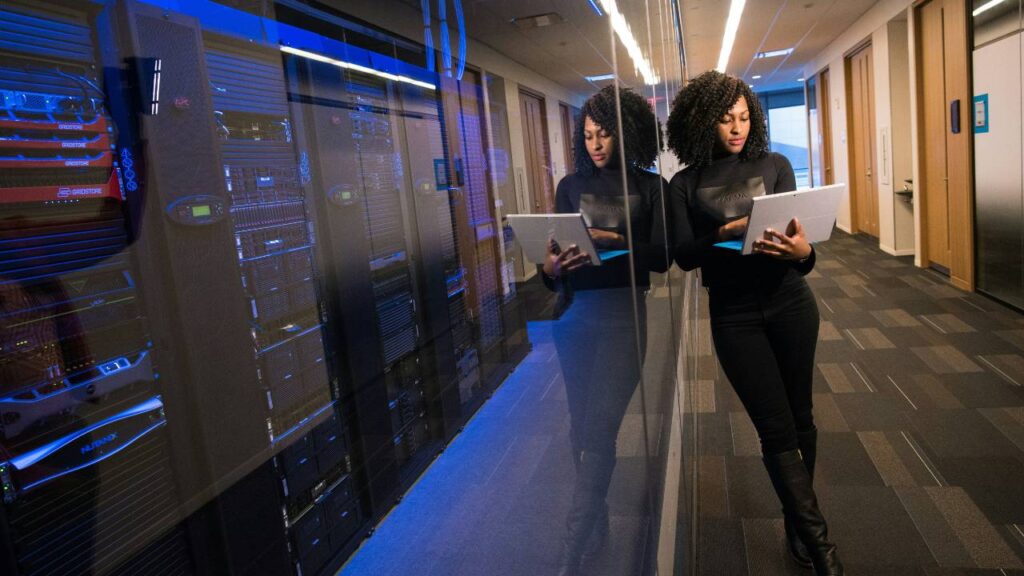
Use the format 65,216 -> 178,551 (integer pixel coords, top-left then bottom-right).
553,287 -> 647,459
709,273 -> 820,455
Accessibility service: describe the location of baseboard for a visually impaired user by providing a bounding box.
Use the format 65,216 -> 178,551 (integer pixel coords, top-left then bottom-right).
879,244 -> 914,257
836,223 -> 852,234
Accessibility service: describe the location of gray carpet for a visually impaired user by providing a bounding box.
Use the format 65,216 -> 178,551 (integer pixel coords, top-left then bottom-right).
689,231 -> 1024,576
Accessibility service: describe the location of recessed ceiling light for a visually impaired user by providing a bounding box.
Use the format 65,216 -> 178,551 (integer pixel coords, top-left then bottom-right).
973,0 -> 1006,17
752,75 -> 762,80
716,0 -> 746,72
597,0 -> 660,85
755,48 -> 794,59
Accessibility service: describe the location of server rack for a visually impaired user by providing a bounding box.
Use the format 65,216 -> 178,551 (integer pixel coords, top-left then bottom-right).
0,1 -> 192,574
201,35 -> 362,575
1,1 -> 532,573
284,52 -> 440,512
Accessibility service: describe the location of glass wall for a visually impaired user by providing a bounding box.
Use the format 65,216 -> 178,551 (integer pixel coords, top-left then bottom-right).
0,0 -> 689,575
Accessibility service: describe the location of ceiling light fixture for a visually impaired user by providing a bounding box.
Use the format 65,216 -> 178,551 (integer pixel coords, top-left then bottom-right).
280,45 -> 436,91
797,77 -> 805,82
716,0 -> 746,72
585,73 -> 616,82
597,0 -> 660,85
752,74 -> 762,79
972,0 -> 1006,16
511,12 -> 564,29
755,47 -> 794,59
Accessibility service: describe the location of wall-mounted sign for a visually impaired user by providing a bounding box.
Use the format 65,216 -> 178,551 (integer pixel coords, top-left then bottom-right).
973,94 -> 989,134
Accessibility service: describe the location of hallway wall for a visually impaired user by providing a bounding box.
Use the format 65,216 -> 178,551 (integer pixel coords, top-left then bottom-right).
888,18 -> 916,255
801,0 -> 917,248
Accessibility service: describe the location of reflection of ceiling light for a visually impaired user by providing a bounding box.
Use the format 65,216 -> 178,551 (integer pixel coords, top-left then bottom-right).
797,77 -> 805,82
717,0 -> 746,72
511,12 -> 564,29
585,73 -> 616,82
597,0 -> 660,85
280,46 -> 436,90
587,0 -> 603,16
755,48 -> 794,59
752,75 -> 762,79
972,0 -> 1006,16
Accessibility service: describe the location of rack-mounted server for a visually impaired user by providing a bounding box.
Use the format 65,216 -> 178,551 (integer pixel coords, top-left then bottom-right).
0,2 -> 191,574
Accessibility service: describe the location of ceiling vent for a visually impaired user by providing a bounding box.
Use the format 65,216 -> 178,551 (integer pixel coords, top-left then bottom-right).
511,12 -> 564,29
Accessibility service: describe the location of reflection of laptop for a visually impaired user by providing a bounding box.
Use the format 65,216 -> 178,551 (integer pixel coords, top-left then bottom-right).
714,183 -> 846,255
507,213 -> 629,266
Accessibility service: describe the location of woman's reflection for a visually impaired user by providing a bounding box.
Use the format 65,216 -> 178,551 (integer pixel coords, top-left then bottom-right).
540,85 -> 668,576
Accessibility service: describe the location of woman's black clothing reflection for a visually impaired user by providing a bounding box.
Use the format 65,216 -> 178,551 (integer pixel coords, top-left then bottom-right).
545,165 -> 667,575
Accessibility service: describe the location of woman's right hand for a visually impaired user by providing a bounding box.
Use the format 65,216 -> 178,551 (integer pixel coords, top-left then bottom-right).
542,238 -> 591,278
717,216 -> 749,241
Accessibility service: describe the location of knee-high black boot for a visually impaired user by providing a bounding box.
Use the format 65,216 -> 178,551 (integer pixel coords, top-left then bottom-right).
764,450 -> 843,576
786,429 -> 818,567
558,451 -> 616,576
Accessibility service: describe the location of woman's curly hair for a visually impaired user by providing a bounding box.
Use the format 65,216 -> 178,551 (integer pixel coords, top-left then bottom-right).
666,70 -> 769,169
573,85 -> 660,176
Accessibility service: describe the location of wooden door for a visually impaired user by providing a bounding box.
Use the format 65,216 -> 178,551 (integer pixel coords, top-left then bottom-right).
917,0 -> 952,270
806,75 -> 819,187
821,69 -> 834,185
519,89 -> 554,213
846,44 -> 880,237
559,102 -> 576,175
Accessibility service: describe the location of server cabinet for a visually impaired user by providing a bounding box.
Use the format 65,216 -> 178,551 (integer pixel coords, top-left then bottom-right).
109,2 -> 358,574
0,1 -> 192,574
284,52 -> 440,511
199,34 -> 361,575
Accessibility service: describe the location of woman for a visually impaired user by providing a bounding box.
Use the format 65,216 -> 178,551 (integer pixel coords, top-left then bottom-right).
666,71 -> 843,575
542,85 -> 668,575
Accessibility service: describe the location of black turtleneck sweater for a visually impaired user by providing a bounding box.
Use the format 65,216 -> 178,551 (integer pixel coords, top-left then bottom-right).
669,152 -> 815,289
545,166 -> 670,290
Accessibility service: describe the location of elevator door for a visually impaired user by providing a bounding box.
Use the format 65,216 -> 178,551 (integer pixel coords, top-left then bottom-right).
847,44 -> 880,237
973,31 -> 1024,310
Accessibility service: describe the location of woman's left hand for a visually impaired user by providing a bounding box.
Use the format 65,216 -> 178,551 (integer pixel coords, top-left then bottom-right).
752,217 -> 812,261
588,228 -> 625,249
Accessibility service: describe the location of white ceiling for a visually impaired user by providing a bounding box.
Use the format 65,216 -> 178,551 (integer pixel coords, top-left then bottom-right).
391,0 -> 683,98
682,0 -> 879,92
359,0 -> 881,97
